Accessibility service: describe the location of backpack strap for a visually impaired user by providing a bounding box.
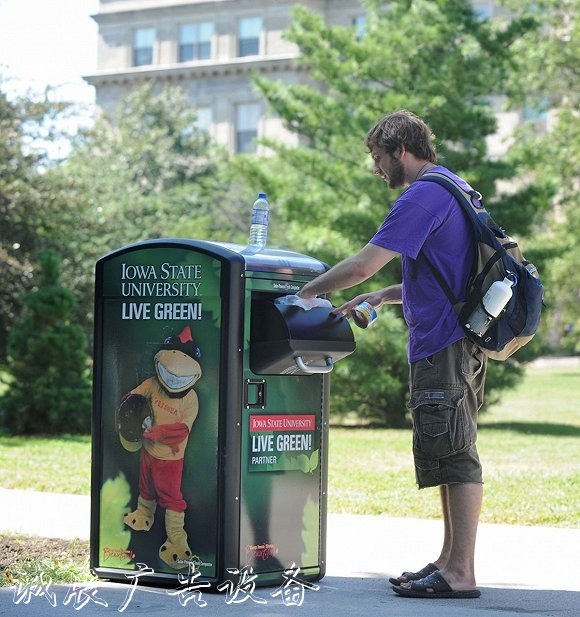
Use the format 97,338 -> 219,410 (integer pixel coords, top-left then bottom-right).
420,171 -> 504,236
420,171 -> 485,218
417,252 -> 460,307
415,171 -> 486,309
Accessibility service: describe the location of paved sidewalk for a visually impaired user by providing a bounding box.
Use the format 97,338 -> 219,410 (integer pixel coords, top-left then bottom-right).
1,488 -> 579,616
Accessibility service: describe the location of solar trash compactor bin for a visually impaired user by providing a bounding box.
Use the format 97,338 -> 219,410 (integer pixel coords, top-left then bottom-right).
91,238 -> 355,588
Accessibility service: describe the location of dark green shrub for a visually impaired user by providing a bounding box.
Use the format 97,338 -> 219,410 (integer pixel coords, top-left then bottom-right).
1,252 -> 91,434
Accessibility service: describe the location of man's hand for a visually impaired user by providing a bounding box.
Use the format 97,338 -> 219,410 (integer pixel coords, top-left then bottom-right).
332,291 -> 383,318
332,284 -> 403,318
297,285 -> 317,300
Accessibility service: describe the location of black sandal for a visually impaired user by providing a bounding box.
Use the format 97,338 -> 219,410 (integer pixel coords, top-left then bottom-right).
392,570 -> 481,599
388,562 -> 438,586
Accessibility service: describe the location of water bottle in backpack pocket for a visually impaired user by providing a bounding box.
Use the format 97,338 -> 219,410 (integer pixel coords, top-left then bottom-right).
465,275 -> 515,337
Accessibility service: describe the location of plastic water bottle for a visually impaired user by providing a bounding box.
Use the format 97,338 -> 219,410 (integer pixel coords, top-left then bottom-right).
466,276 -> 515,337
248,193 -> 270,248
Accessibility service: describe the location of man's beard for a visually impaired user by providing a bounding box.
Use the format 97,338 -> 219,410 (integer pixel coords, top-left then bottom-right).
388,157 -> 405,189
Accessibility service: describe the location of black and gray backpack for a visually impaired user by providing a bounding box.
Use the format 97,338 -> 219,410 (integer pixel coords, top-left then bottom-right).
418,171 -> 544,361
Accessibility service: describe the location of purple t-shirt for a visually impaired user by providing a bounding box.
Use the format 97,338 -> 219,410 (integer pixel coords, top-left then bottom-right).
369,166 -> 475,362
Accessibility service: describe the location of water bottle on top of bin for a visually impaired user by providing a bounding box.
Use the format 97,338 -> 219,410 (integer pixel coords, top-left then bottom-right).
248,192 -> 270,249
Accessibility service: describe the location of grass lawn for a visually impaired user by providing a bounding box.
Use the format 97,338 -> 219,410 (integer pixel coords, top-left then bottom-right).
0,434 -> 91,495
0,363 -> 578,526
327,363 -> 580,527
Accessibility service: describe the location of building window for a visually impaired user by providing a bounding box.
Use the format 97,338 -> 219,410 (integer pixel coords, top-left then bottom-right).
236,103 -> 260,153
473,4 -> 493,21
238,17 -> 262,57
195,107 -> 213,133
523,97 -> 549,122
133,28 -> 156,66
352,15 -> 367,40
179,22 -> 213,62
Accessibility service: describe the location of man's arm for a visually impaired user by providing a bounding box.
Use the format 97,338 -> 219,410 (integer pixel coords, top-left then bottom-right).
299,243 -> 399,299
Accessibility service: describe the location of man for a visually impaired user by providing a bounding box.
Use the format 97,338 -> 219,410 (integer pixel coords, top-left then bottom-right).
298,110 -> 486,599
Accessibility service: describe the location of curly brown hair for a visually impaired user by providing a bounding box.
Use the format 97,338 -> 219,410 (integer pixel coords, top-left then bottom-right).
365,110 -> 437,163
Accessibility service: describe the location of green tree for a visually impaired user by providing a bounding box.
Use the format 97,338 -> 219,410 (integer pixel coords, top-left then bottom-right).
59,82 -> 248,248
46,83 -> 252,347
502,0 -> 580,353
0,85 -> 69,363
1,251 -> 91,434
236,0 -> 541,424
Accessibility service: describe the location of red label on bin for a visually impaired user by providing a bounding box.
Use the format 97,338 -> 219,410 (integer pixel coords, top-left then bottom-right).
249,414 -> 316,432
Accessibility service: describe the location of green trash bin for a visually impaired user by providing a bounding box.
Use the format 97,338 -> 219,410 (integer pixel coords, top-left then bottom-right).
91,239 -> 355,587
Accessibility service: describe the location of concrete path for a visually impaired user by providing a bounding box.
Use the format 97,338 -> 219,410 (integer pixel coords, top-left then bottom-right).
1,488 -> 579,616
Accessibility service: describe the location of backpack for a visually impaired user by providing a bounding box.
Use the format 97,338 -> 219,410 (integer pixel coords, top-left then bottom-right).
417,170 -> 544,361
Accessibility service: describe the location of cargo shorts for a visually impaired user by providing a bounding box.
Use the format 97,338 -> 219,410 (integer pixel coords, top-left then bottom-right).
408,338 -> 487,489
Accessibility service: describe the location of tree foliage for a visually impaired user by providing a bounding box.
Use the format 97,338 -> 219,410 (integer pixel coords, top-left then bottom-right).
502,0 -> 580,352
45,83 -> 251,346
236,0 -> 541,424
0,82 -> 250,434
0,87 -> 69,362
1,252 -> 91,434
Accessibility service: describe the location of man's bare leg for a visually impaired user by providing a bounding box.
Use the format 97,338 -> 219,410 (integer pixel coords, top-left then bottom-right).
401,482 -> 482,592
432,484 -> 452,570
434,482 -> 482,591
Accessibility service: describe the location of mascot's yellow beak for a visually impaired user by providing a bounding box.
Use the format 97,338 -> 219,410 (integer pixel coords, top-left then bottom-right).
154,349 -> 201,394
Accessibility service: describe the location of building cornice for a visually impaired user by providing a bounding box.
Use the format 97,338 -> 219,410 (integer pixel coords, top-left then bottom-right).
95,0 -> 239,19
92,0 -> 325,23
83,54 -> 305,86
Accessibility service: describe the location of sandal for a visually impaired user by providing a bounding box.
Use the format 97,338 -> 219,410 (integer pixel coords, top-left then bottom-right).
388,562 -> 438,587
392,570 -> 481,599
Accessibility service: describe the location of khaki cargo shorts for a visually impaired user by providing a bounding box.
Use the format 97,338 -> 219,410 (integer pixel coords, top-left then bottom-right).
408,338 -> 487,489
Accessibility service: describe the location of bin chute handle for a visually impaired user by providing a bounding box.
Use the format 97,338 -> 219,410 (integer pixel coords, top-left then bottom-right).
294,356 -> 334,374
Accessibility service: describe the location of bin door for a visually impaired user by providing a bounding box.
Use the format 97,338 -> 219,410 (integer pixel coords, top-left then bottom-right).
238,276 -> 329,584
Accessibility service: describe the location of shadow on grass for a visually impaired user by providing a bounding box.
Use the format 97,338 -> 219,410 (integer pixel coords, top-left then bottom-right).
480,421 -> 580,437
0,434 -> 91,447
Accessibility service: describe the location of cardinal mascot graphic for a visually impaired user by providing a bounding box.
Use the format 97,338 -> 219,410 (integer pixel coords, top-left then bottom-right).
116,325 -> 201,570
